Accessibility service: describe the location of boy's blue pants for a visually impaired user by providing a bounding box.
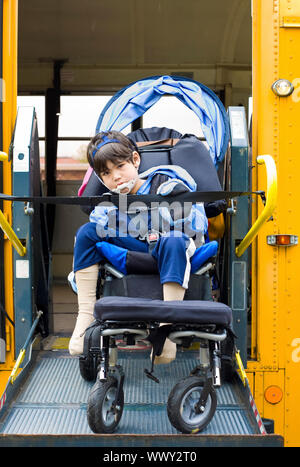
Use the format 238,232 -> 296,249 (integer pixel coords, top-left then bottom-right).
73,222 -> 217,288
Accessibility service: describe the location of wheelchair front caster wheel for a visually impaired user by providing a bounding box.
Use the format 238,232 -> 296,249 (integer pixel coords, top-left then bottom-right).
167,376 -> 217,434
87,377 -> 124,433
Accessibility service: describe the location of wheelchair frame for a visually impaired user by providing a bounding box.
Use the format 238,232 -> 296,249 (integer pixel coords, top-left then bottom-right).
82,316 -> 228,434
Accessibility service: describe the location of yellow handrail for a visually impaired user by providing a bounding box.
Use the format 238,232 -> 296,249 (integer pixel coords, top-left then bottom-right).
0,151 -> 26,256
235,155 -> 277,257
0,210 -> 26,256
0,152 -> 8,161
235,350 -> 248,386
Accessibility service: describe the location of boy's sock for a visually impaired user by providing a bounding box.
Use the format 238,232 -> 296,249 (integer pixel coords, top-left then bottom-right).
153,282 -> 185,365
162,281 -> 186,301
69,264 -> 99,356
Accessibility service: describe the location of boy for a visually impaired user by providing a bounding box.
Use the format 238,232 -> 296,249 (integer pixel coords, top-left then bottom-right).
69,131 -> 208,363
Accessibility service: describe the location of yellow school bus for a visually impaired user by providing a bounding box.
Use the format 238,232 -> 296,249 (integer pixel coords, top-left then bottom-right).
0,0 -> 299,447
249,0 -> 300,447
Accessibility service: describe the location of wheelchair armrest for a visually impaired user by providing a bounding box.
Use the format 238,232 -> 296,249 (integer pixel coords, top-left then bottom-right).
194,256 -> 216,276
103,263 -> 125,279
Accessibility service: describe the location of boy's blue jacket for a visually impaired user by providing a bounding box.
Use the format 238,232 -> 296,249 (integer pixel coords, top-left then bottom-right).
89,165 -> 208,246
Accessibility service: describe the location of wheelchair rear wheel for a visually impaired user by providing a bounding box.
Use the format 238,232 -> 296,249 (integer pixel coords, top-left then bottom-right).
167,376 -> 217,433
87,376 -> 124,433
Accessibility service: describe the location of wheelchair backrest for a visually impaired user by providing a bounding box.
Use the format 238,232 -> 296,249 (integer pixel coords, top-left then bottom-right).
130,127 -> 222,192
80,126 -> 224,216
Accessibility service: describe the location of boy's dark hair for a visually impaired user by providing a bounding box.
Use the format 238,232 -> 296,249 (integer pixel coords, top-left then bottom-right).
87,131 -> 137,177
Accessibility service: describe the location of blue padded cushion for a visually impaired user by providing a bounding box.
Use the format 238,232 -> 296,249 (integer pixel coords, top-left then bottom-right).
94,296 -> 232,327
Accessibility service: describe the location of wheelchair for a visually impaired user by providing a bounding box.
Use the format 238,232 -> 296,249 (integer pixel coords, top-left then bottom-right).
75,98 -> 233,433
77,250 -> 233,435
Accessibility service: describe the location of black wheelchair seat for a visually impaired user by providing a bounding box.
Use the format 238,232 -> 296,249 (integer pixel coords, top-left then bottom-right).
94,296 -> 232,327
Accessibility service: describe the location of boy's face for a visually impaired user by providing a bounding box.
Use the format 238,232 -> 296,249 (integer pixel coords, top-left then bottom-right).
99,151 -> 142,194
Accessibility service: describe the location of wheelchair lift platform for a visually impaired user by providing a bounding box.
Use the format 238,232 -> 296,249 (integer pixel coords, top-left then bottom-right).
0,346 -> 283,447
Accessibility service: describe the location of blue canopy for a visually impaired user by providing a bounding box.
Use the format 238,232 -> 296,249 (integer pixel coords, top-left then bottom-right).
96,75 -> 229,167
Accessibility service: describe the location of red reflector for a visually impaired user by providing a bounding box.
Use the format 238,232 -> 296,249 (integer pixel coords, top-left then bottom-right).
276,235 -> 292,245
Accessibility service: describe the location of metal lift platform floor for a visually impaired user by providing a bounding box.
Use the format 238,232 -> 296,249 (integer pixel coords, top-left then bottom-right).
0,346 -> 283,447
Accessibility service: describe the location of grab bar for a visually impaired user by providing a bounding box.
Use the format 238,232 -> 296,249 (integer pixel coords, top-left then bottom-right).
235,155 -> 277,257
0,152 -> 8,161
0,151 -> 26,256
0,210 -> 26,256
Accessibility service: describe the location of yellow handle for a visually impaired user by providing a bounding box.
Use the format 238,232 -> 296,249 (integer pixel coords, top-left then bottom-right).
235,350 -> 248,386
235,155 -> 277,257
0,209 -> 26,256
0,152 -> 8,161
10,349 -> 26,383
0,151 -> 26,256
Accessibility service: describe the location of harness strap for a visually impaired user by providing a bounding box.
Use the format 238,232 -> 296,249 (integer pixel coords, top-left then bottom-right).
0,190 -> 265,207
144,324 -> 173,383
